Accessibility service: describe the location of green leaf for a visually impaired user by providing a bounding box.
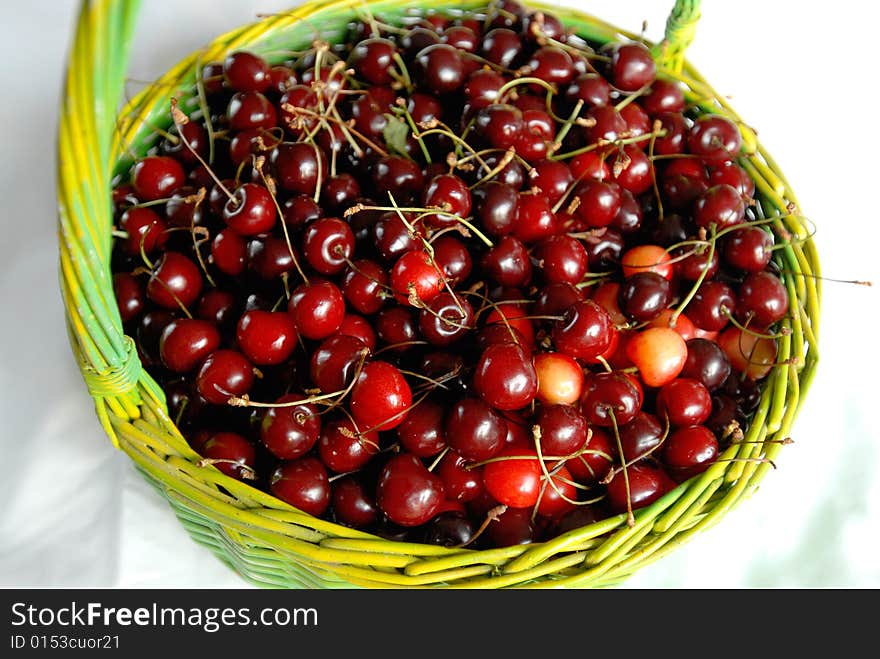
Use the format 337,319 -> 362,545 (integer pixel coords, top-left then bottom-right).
382,115 -> 411,157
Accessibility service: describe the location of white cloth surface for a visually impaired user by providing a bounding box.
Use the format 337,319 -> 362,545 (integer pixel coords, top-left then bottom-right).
1,0 -> 878,589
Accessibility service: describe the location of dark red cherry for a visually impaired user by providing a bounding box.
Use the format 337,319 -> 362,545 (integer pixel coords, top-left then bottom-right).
574,180 -> 622,228
396,399 -> 447,457
618,272 -> 672,322
146,252 -> 203,311
445,397 -> 507,462
474,181 -> 519,236
223,183 -> 276,236
270,457 -> 330,516
721,226 -> 773,273
431,235 -> 472,285
537,404 -> 588,456
235,310 -> 298,366
566,426 -> 616,484
475,104 -> 524,150
688,114 -> 742,162
201,432 -> 256,481
287,279 -> 345,340
662,425 -> 719,482
272,142 -> 328,194
350,37 -> 398,85
474,343 -> 538,411
464,68 -> 505,108
737,271 -> 789,326
437,449 -> 485,502
580,371 -> 642,427
342,259 -> 389,315
708,161 -> 755,199
373,155 -> 425,201
482,235 -> 533,288
565,73 -> 611,108
653,112 -> 687,156
687,280 -> 736,332
481,28 -> 523,68
552,300 -> 614,363
375,306 -> 419,352
606,42 -> 656,91
536,234 -> 588,285
415,44 -> 465,94
527,46 -> 575,86
119,207 -> 168,256
656,378 -> 712,427
131,156 -> 185,202
309,333 -> 370,393
373,211 -> 424,262
681,338 -> 732,392
419,292 -> 474,346
332,476 -> 379,529
247,236 -> 299,280
642,79 -> 685,115
318,417 -> 380,473
159,318 -> 220,373
223,51 -> 270,92
302,217 -> 355,275
513,191 -> 558,243
618,411 -> 664,462
423,174 -> 472,227
422,511 -> 475,547
260,394 -> 321,460
606,464 -> 673,514
113,273 -> 145,323
376,453 -> 445,527
195,349 -> 254,405
694,184 -> 747,230
227,91 -> 276,131
211,229 -> 247,276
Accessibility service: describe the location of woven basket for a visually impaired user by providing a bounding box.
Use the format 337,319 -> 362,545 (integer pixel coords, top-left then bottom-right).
57,0 -> 821,588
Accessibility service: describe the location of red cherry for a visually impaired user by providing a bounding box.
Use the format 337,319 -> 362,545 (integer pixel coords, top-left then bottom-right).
626,327 -> 688,388
474,343 -> 538,411
482,447 -> 542,508
552,300 -> 614,363
223,183 -> 277,236
200,432 -> 256,481
566,426 -> 615,484
396,399 -> 447,457
437,450 -> 485,503
445,397 -> 507,462
606,464 -> 674,514
195,349 -> 254,405
146,252 -> 203,311
376,453 -> 446,527
331,476 -> 379,529
390,250 -> 444,306
536,466 -> 577,518
131,156 -> 185,201
119,207 -> 168,256
318,417 -> 380,473
235,310 -> 298,366
270,457 -> 330,516
688,114 -> 742,162
350,361 -> 413,432
287,279 -> 345,340
580,371 -> 642,427
260,394 -> 321,460
159,318 -> 220,373
662,425 -> 719,482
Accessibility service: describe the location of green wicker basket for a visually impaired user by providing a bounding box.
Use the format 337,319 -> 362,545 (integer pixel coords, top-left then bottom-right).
57,0 -> 821,588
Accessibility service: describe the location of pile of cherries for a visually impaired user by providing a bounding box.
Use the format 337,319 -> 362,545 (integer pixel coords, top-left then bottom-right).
110,1 -> 790,549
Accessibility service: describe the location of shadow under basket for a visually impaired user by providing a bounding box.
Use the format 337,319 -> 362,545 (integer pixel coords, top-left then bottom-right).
57,0 -> 821,588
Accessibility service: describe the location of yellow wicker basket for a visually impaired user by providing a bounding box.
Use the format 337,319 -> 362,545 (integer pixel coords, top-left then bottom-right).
57,0 -> 820,588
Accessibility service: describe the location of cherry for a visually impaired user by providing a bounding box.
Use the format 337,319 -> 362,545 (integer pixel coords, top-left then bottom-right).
580,371 -> 642,427
681,338 -> 732,391
332,476 -> 379,529
159,318 -> 220,373
260,394 -> 321,460
611,189 -> 643,234
302,217 -> 355,275
481,28 -> 523,68
422,511 -> 475,547
708,161 -> 755,199
146,252 -> 203,311
350,37 -> 398,85
672,243 -> 719,282
482,235 -> 533,287
533,351 -> 584,406
537,404 -> 588,455
656,377 -> 712,427
590,281 -> 627,326
474,342 -> 538,411
653,112 -> 687,156
373,211 -> 424,262
372,155 -> 425,201
397,399 -> 447,457
717,326 -> 777,381
626,327 -> 688,388
475,104 -> 524,150
376,454 -> 445,527
552,300 -> 614,363
287,279 -> 346,340
131,156 -> 185,202
195,349 -> 254,405
605,42 -> 656,91
688,114 -> 742,162
201,432 -> 256,481
423,174 -> 472,227
722,226 -> 773,273
662,425 -> 719,482
235,310 -> 298,366
605,464 -> 673,515
431,235 -> 472,285
318,417 -> 380,473
223,183 -> 277,236
618,272 -> 671,322
482,447 -> 543,508
444,25 -> 479,52
618,411 -> 665,462
642,79 -> 685,116
583,228 -> 625,271
737,271 -> 789,326
119,207 -> 168,256
694,184 -> 747,230
483,505 -> 538,547
621,244 -> 674,280
113,273 -> 145,323
247,236 -> 299,279
584,105 -> 627,144
574,180 -> 622,228
445,397 -> 507,462
566,426 -> 615,484
437,449 -> 484,502
529,160 -> 573,206
536,466 -> 578,518
376,306 -> 419,352
415,44 -> 465,94
227,91 -> 277,131
565,72 -> 611,107
419,292 -> 474,346
536,234 -> 588,285
532,282 -> 584,318
272,142 -> 327,194
687,280 -> 736,332
350,361 -> 412,432
223,51 -> 270,92
390,250 -> 444,306
464,68 -> 505,109
309,333 -> 370,393
527,46 -> 575,86
342,259 -> 389,315
270,457 -> 330,516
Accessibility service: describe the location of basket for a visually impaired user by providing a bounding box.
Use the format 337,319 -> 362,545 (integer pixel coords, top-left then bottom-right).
57,0 -> 821,588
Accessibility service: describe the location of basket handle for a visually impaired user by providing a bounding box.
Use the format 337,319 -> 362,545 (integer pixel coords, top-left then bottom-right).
58,0 -> 144,444
656,0 -> 702,73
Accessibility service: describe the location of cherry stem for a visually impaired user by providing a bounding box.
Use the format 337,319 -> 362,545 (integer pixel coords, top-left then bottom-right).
170,98 -> 236,205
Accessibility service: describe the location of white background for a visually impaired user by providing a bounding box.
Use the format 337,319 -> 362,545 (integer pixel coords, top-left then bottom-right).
1,0 -> 879,589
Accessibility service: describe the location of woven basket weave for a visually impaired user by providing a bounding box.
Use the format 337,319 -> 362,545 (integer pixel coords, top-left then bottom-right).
57,0 -> 821,588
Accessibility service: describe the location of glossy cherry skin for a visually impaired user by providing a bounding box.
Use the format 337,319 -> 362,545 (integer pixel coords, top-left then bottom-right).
419,292 -> 474,346
350,37 -> 398,85
566,426 -> 616,484
302,217 -> 355,275
688,114 -> 742,162
687,280 -> 736,332
474,343 -> 538,411
580,371 -> 642,427
223,51 -> 270,92
513,192 -> 558,244
663,425 -> 719,482
642,79 -> 685,116
473,181 -> 518,237
626,327 -> 688,388
437,450 -> 485,503
445,397 -> 507,462
718,326 -> 777,381
415,44 -> 464,94
223,183 -> 277,236
287,279 -> 346,340
552,300 -> 614,364
195,349 -> 254,405
227,91 -> 277,131
113,273 -> 145,323
722,226 -> 773,273
482,447 -> 543,508
272,142 -> 327,194
343,259 -> 389,315
211,229 -> 248,276
536,235 -> 588,285
376,454 -> 446,527
536,465 -> 578,519
332,476 -> 379,529
618,411 -> 664,462
318,417 -> 380,473
737,271 -> 789,326
396,399 -> 447,457
681,338 -> 732,391
423,174 -> 472,227
159,318 -> 220,373
482,236 -> 532,288
131,156 -> 185,201
618,272 -> 671,322
537,404 -> 588,456
431,235 -> 472,285
309,334 -> 370,393
390,250 -> 444,306
350,361 -> 412,432
621,244 -> 674,280
656,377 -> 712,427
235,310 -> 298,366
606,41 -> 656,91
119,207 -> 168,256
270,457 -> 330,517
260,394 -> 321,460
694,184 -> 747,231
533,351 -> 584,406
200,432 -> 256,481
146,252 -> 203,311
605,464 -> 674,515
